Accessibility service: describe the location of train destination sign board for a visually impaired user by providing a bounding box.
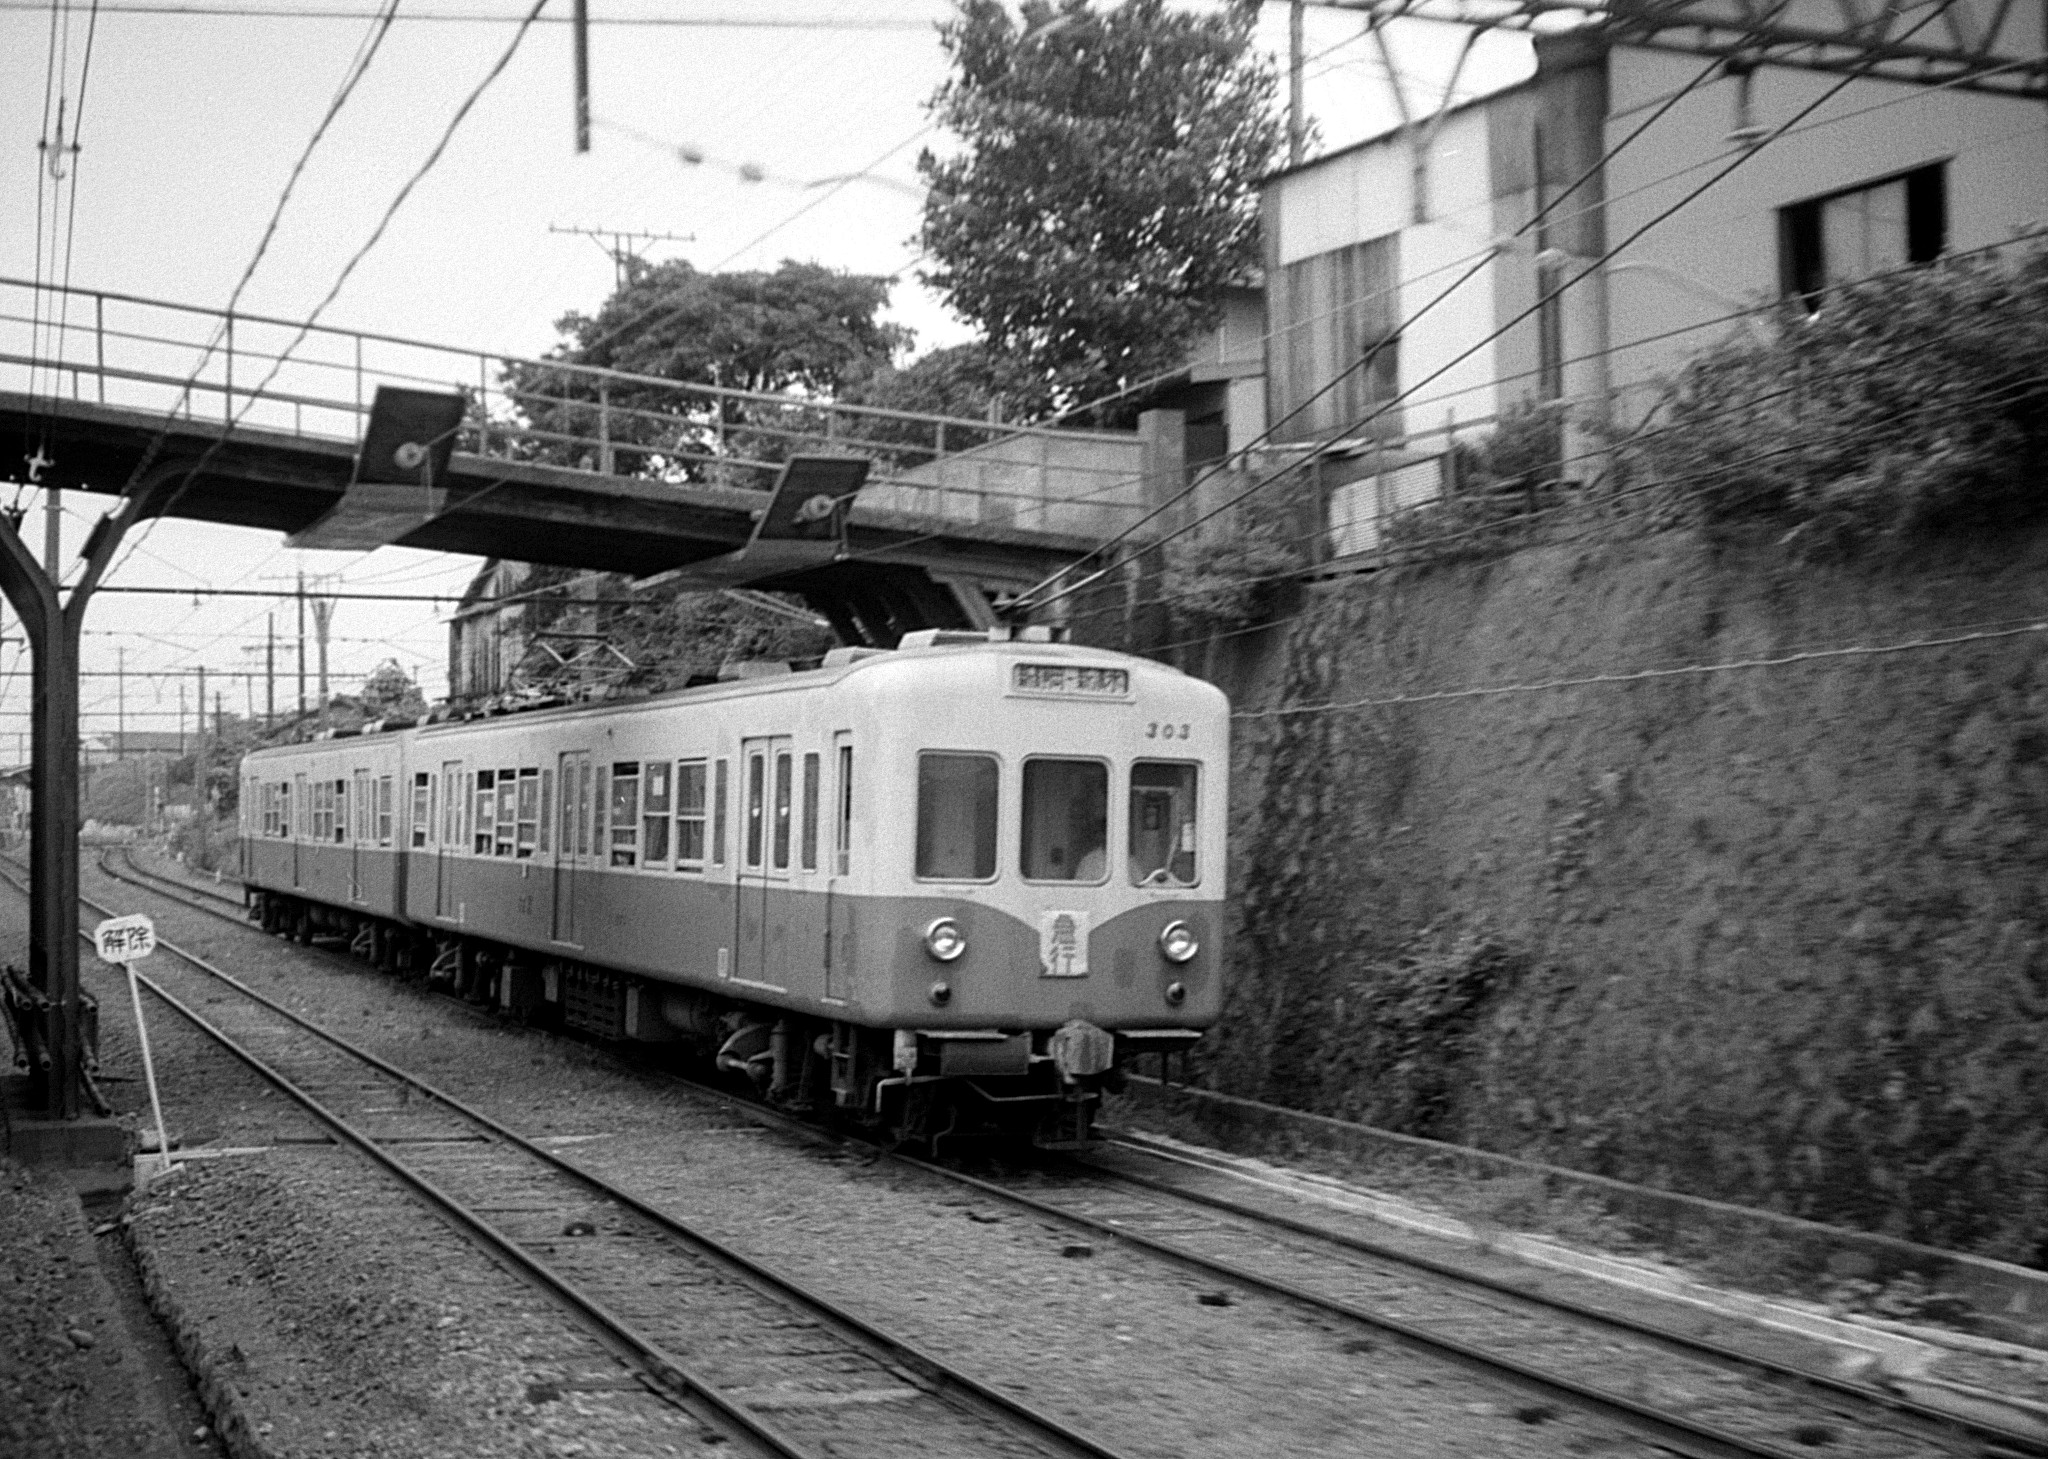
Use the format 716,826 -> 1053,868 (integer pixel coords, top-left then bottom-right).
1013,663 -> 1130,697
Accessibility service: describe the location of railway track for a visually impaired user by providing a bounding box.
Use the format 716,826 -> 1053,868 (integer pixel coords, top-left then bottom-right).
22,855 -> 1136,1459
92,849 -> 2048,1459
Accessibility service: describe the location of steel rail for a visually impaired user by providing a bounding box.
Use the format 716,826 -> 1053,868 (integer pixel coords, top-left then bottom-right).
75,851 -> 1136,1459
97,852 -> 2038,1457
1083,1140 -> 2044,1456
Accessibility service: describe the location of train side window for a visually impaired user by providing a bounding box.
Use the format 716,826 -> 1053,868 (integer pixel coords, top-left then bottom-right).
1021,758 -> 1108,883
745,753 -> 766,869
411,774 -> 430,848
516,769 -> 539,858
495,770 -> 518,857
800,752 -> 820,871
915,753 -> 998,881
835,742 -> 852,876
609,762 -> 639,867
538,770 -> 552,854
1129,761 -> 1199,887
474,771 -> 495,854
337,779 -> 351,844
594,765 -> 609,855
773,752 -> 794,870
295,775 -> 308,839
676,759 -> 707,869
712,759 -> 729,867
642,761 -> 671,865
377,775 -> 394,847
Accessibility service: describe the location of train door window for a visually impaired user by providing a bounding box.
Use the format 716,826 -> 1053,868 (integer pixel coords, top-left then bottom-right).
594,765 -> 609,854
609,762 -> 639,867
377,775 -> 394,846
915,753 -> 998,881
495,771 -> 518,857
411,774 -> 430,847
576,761 -> 593,856
800,752 -> 820,871
1020,758 -> 1108,883
642,761 -> 671,866
311,780 -> 328,842
1129,762 -> 1199,886
337,779 -> 352,844
712,759 -> 729,867
440,763 -> 462,848
538,770 -> 553,854
675,759 -> 707,869
834,741 -> 852,876
295,775 -> 308,839
772,751 -> 793,870
474,771 -> 495,854
744,752 -> 766,869
516,769 -> 540,858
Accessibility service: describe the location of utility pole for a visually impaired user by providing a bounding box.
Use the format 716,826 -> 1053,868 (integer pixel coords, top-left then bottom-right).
311,595 -> 335,729
265,613 -> 275,726
116,645 -> 125,760
195,665 -> 206,811
572,0 -> 590,153
549,224 -> 694,290
1289,0 -> 1306,167
296,568 -> 306,721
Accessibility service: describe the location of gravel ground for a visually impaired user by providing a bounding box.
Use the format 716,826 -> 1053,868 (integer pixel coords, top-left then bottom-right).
13,850 -> 2042,1459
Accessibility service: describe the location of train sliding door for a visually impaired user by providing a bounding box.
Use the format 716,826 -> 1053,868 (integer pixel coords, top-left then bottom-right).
825,733 -> 853,1002
735,736 -> 792,988
552,750 -> 591,945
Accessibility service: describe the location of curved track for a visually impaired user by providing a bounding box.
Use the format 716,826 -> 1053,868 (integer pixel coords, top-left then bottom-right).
97,849 -> 2047,1459
28,854 -> 1136,1459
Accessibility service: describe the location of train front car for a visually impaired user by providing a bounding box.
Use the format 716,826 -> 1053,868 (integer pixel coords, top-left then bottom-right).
843,631 -> 1228,1147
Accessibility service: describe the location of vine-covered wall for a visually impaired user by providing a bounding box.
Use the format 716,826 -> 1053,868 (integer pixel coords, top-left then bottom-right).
1202,523 -> 2048,1262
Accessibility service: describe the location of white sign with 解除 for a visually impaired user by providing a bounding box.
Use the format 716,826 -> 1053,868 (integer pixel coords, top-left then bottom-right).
94,913 -> 156,965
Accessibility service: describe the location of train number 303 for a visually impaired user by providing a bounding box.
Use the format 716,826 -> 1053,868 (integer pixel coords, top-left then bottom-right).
1146,721 -> 1192,740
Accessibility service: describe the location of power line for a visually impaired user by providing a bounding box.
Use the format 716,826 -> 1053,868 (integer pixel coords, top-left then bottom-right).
1232,621 -> 2048,720
104,0 -> 551,582
0,1 -> 930,20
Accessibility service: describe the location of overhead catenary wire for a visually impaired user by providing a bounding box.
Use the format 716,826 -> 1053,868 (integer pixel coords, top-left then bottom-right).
1229,620 -> 2048,720
102,0 -> 552,584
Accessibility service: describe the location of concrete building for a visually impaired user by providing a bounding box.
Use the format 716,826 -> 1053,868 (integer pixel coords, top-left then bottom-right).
1258,18 -> 2048,555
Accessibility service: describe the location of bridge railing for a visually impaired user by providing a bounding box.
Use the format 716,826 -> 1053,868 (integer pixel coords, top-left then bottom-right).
0,277 -> 1149,539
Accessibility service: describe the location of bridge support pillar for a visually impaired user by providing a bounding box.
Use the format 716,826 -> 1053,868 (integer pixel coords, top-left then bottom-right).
0,470 -> 179,1118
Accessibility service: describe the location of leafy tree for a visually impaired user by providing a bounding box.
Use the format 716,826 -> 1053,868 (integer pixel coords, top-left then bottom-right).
917,0 -> 1282,419
360,659 -> 429,721
504,258 -> 912,479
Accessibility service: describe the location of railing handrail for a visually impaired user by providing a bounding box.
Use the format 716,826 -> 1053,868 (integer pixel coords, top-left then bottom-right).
0,274 -> 1136,445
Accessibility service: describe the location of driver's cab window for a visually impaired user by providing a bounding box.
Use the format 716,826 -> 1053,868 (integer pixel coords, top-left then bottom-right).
1129,761 -> 1198,886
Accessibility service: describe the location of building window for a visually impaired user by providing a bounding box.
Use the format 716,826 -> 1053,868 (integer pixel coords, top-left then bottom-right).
1268,233 -> 1402,444
1780,163 -> 1945,312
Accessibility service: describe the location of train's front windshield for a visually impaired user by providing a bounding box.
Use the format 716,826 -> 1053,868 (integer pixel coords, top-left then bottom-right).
1129,762 -> 1198,886
1021,759 -> 1108,882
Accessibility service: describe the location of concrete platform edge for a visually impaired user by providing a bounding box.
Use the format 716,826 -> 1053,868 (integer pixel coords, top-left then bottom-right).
126,1166 -> 285,1459
1118,1076 -> 2048,1349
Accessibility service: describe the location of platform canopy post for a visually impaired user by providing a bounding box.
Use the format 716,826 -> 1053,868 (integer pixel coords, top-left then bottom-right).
0,468 -> 183,1117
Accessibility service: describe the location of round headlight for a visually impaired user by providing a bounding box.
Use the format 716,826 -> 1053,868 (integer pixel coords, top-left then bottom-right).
923,917 -> 967,962
1158,920 -> 1199,964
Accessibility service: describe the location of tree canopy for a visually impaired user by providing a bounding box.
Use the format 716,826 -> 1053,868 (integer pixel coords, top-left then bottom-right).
503,258 -> 911,478
917,0 -> 1281,419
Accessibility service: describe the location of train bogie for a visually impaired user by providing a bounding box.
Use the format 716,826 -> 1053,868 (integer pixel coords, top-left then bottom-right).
240,629 -> 1228,1144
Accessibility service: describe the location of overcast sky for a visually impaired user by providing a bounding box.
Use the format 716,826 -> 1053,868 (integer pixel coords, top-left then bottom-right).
0,0 -> 1530,742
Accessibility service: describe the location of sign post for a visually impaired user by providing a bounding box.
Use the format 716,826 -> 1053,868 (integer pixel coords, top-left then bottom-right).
94,914 -> 171,1177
